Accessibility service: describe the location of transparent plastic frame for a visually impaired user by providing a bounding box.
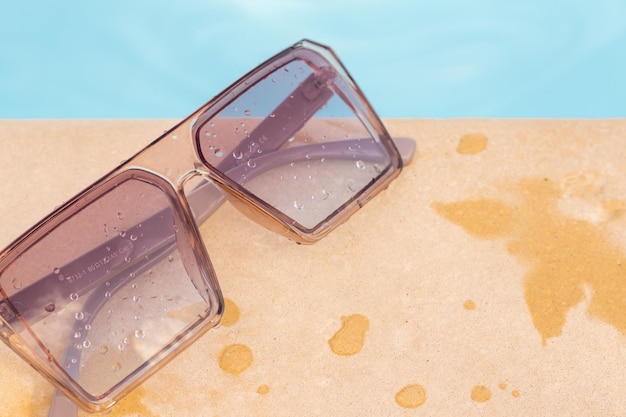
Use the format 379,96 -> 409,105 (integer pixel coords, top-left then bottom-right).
0,39 -> 415,414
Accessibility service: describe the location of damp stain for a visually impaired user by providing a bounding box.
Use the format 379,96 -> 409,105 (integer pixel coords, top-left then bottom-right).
433,177 -> 626,344
395,384 -> 427,408
463,300 -> 476,310
512,389 -> 521,398
328,314 -> 370,356
256,384 -> 270,395
95,386 -> 157,417
221,298 -> 240,327
456,133 -> 488,155
219,344 -> 253,375
470,385 -> 492,402
5,389 -> 51,417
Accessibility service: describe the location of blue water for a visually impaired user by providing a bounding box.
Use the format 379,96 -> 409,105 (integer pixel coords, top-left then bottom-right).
1,1 -> 625,118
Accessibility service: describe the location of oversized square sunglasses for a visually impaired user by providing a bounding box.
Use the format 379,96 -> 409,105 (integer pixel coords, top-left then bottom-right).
0,39 -> 415,414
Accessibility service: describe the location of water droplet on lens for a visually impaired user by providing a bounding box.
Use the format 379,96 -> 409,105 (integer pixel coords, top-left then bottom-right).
45,302 -> 56,312
135,329 -> 145,339
70,293 -> 79,301
355,160 -> 366,170
75,311 -> 84,321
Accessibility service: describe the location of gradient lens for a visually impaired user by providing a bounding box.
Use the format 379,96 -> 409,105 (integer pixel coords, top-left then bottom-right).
195,57 -> 394,230
0,175 -> 219,398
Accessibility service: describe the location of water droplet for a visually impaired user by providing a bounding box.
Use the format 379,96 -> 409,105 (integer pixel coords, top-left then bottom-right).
85,324 -> 91,330
44,302 -> 56,313
11,278 -> 22,290
134,329 -> 145,340
355,160 -> 366,170
233,106 -> 238,112
244,109 -> 251,116
70,293 -> 79,301
130,234 -> 137,241
172,134 -> 178,140
112,361 -> 121,371
124,256 -> 131,263
215,149 -> 224,158
322,188 -> 331,200
105,245 -> 111,252
247,160 -> 256,168
123,337 -> 130,345
104,291 -> 112,299
83,340 -> 91,349
320,158 -> 326,164
167,255 -> 174,263
53,267 -> 60,275
75,311 -> 84,321
117,212 -> 123,220
73,331 -> 81,339
71,357 -> 77,364
131,283 -> 137,289
345,179 -> 357,192
293,200 -> 304,211
269,113 -> 276,118
233,151 -> 243,160
132,295 -> 141,303
57,274 -> 65,282
98,345 -> 109,355
118,343 -> 125,351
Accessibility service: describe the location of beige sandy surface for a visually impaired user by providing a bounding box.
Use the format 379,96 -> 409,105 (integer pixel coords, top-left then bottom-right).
1,119 -> 625,416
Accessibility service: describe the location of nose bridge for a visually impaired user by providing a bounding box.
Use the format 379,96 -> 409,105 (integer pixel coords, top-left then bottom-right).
130,117 -> 204,188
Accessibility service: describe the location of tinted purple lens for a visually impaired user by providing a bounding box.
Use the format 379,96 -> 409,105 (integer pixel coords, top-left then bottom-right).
0,175 -> 218,398
195,57 -> 394,230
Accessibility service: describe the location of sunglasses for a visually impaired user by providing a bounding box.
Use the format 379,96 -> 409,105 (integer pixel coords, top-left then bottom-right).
0,39 -> 415,414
